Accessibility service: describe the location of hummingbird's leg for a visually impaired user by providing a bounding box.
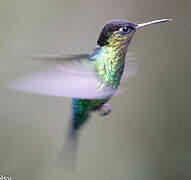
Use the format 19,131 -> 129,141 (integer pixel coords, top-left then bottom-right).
98,102 -> 112,116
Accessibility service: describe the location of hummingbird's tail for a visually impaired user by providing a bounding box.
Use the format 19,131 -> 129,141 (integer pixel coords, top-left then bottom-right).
57,125 -> 79,171
57,98 -> 92,171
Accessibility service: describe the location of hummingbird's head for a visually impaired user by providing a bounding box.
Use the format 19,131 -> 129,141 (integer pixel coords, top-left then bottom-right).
97,20 -> 136,47
97,19 -> 172,47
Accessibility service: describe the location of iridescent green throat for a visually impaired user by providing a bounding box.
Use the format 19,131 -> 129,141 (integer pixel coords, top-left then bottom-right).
94,42 -> 128,89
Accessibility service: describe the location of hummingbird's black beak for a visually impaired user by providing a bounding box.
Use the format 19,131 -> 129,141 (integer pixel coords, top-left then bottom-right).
135,19 -> 172,30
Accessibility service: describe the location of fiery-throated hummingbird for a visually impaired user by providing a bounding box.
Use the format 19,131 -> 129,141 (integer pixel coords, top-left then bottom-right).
7,18 -> 172,168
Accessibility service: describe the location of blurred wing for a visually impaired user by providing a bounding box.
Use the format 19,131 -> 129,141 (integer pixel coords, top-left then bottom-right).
6,58 -> 116,99
30,53 -> 92,62
121,52 -> 138,81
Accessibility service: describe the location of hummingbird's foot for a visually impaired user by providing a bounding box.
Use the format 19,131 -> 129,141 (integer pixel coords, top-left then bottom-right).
98,102 -> 112,116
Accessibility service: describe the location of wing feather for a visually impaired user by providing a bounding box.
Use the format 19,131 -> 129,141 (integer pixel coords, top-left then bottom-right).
6,52 -> 137,99
6,61 -> 115,99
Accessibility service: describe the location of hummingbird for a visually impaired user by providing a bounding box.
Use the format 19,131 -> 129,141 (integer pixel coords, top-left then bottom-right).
7,18 -> 171,168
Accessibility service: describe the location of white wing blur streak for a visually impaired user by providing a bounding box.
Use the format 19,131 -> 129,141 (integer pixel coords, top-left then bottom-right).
6,56 -> 116,99
121,52 -> 138,81
6,52 -> 137,99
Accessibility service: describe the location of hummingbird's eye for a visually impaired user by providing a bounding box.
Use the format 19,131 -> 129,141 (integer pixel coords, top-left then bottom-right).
119,26 -> 132,33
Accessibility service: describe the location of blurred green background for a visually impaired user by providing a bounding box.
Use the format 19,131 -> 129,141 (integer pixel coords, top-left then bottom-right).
0,0 -> 191,180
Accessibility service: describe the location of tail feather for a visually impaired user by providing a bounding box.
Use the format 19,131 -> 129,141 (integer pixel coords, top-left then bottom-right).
57,127 -> 79,171
57,98 -> 92,171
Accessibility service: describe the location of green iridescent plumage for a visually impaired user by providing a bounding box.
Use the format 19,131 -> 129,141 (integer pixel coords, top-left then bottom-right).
71,45 -> 129,129
72,98 -> 107,130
